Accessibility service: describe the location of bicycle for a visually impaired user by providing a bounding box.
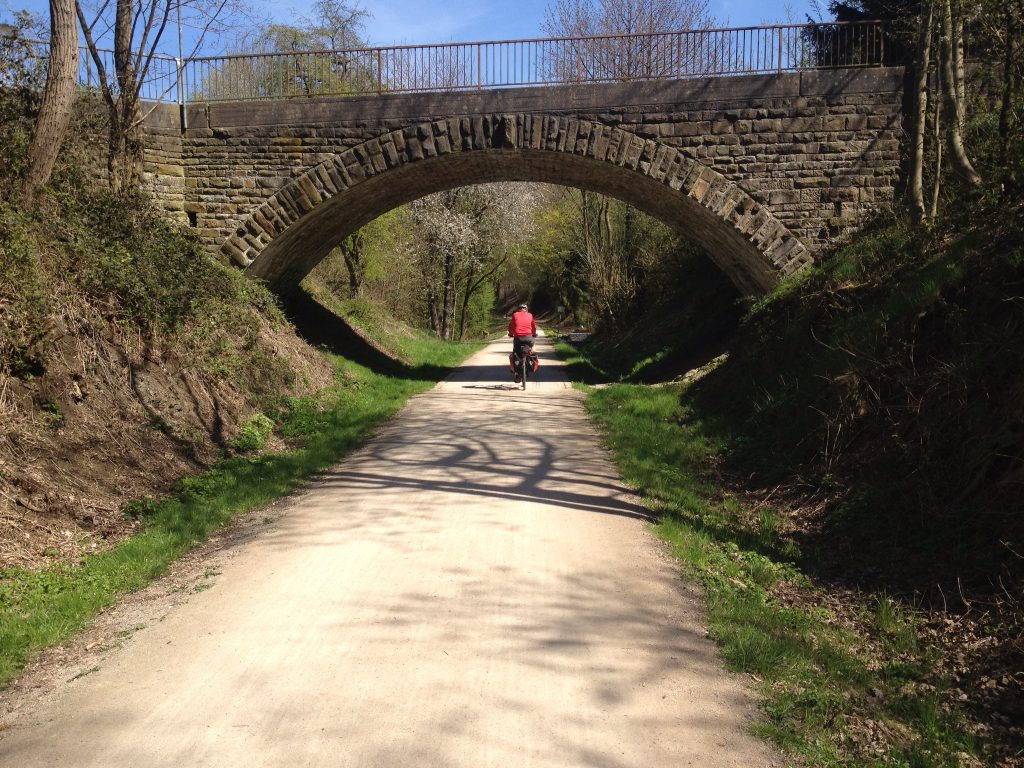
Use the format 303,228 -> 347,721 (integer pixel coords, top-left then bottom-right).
510,343 -> 538,390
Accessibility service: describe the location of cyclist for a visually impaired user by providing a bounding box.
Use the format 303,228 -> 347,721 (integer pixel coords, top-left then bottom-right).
507,303 -> 537,383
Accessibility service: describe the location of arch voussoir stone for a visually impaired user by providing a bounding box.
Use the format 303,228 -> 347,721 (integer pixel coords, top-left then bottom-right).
221,112 -> 815,295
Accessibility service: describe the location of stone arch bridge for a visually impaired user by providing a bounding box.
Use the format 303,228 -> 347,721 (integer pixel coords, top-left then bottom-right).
141,67 -> 904,295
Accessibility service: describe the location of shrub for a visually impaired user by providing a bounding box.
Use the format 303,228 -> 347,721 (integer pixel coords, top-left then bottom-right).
232,413 -> 275,453
0,207 -> 49,375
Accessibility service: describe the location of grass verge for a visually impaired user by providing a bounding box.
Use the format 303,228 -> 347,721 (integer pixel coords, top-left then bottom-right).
578,380 -> 980,767
0,342 -> 480,689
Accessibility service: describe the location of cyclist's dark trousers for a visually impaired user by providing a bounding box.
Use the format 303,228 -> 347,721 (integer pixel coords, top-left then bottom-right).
513,336 -> 535,357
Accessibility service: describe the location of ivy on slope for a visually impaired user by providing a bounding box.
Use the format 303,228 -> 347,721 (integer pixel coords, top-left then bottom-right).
694,199 -> 1024,594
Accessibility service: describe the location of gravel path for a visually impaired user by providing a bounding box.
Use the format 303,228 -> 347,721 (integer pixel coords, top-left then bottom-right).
0,337 -> 778,767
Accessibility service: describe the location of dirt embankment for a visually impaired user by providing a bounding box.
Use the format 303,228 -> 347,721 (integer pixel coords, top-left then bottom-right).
0,305 -> 331,571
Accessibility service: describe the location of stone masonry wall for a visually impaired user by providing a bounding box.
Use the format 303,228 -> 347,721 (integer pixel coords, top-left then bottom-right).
142,67 -> 904,268
141,105 -> 187,222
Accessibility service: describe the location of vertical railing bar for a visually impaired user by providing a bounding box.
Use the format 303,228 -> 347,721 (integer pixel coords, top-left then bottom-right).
50,22 -> 889,102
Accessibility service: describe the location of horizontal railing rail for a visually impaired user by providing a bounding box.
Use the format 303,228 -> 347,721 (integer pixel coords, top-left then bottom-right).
5,21 -> 890,106
4,37 -> 183,102
186,22 -> 890,103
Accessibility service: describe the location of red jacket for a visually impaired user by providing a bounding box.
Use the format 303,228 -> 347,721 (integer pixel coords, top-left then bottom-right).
508,311 -> 537,338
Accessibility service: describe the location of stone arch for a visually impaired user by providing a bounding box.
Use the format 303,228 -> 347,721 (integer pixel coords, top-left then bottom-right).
221,114 -> 814,296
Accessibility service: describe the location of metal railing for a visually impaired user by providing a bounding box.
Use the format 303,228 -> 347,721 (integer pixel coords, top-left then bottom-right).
186,22 -> 889,103
8,21 -> 889,106
4,37 -> 184,102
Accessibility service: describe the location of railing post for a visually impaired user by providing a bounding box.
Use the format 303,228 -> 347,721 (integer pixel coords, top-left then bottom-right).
176,56 -> 187,131
61,21 -> 890,105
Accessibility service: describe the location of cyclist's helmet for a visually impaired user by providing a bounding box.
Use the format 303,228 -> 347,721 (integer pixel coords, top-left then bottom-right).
519,303 -> 528,310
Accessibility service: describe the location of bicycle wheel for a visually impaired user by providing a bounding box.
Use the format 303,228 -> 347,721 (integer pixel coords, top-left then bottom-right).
520,354 -> 527,390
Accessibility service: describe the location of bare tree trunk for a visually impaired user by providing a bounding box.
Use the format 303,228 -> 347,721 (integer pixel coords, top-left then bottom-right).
441,252 -> 456,340
110,0 -> 136,193
79,0 -> 173,193
108,107 -> 144,193
939,0 -> 982,187
20,0 -> 78,200
931,83 -> 943,218
998,4 -> 1017,163
426,285 -> 441,336
340,232 -> 364,296
458,262 -> 476,341
909,0 -> 934,223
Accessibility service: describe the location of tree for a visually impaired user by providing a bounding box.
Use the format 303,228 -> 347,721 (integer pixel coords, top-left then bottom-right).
19,0 -> 77,200
549,189 -> 677,332
908,0 -> 934,221
78,0 -> 171,191
77,0 -> 246,191
409,184 -> 542,340
841,0 -> 991,216
337,232 -> 365,297
455,185 -> 541,340
207,0 -> 372,100
970,0 -> 1019,169
937,0 -> 980,187
538,0 -> 721,329
542,0 -> 716,80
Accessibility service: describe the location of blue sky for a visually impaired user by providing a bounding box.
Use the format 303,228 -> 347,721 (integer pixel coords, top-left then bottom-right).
2,0 -> 826,53
356,0 -> 822,46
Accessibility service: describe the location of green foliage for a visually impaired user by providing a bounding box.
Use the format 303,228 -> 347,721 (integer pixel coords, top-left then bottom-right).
527,191 -> 723,335
0,16 -> 45,191
689,194 -> 1024,591
872,597 -> 919,655
307,287 -> 485,369
463,281 -> 496,338
0,182 -> 296,409
550,246 -> 741,385
0,208 -> 49,374
55,189 -> 242,333
232,413 -> 275,453
575,379 -> 980,767
122,497 -> 161,520
36,399 -> 64,428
